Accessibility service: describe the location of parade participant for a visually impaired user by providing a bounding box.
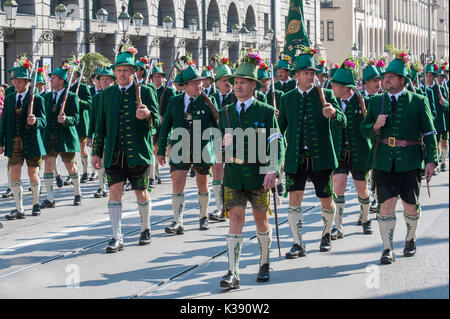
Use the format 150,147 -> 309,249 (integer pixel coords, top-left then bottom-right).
437,64 -> 449,170
0,57 -> 47,219
40,62 -> 82,208
89,67 -> 103,97
208,59 -> 234,222
218,49 -> 284,289
172,73 -> 184,94
326,64 -> 340,89
376,58 -> 388,91
0,84 -> 13,200
316,59 -> 329,88
278,47 -> 346,258
36,67 -> 48,95
157,55 -> 218,234
69,59 -> 94,184
92,45 -> 160,252
201,65 -> 215,96
88,66 -> 115,198
151,62 -> 176,185
409,64 -> 437,121
360,52 -> 438,264
424,62 -> 448,173
274,54 -> 296,93
330,59 -> 373,238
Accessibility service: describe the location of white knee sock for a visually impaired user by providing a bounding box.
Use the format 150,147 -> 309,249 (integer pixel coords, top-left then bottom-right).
322,206 -> 336,237
334,196 -> 345,231
81,155 -> 88,175
11,181 -> 23,212
441,146 -> 448,163
108,201 -> 123,242
378,214 -> 396,250
212,180 -> 223,211
30,180 -> 40,206
226,234 -> 244,279
44,173 -> 54,202
257,227 -> 272,266
359,196 -> 371,223
198,192 -> 210,219
172,193 -> 185,225
138,199 -> 151,232
7,166 -> 11,188
155,161 -> 160,178
70,173 -> 81,196
404,210 -> 420,241
98,167 -> 106,191
287,206 -> 303,246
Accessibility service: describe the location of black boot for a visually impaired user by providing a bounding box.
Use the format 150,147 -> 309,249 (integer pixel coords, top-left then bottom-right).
380,249 -> 396,264
220,271 -> 240,289
40,199 -> 55,209
63,176 -> 72,186
199,217 -> 209,230
319,233 -> 332,252
276,182 -> 284,197
285,243 -> 306,259
256,264 -> 270,282
89,172 -> 98,181
73,195 -> 82,206
403,239 -> 416,257
138,229 -> 152,246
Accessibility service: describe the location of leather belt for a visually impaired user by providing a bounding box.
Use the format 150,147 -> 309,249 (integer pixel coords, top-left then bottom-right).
380,137 -> 420,147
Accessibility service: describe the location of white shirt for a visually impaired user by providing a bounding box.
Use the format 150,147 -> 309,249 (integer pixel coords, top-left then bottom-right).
235,96 -> 254,114
118,81 -> 133,92
280,78 -> 292,85
364,89 -> 376,97
219,90 -> 233,106
15,89 -> 29,106
340,92 -> 355,113
387,88 -> 405,102
203,86 -> 212,95
297,86 -> 314,97
51,88 -> 65,104
184,93 -> 195,113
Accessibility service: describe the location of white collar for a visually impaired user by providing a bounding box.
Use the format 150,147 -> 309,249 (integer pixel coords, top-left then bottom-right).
280,78 -> 292,85
118,82 -> 133,91
220,90 -> 232,97
184,93 -> 196,113
341,91 -> 354,104
236,96 -> 254,113
16,89 -> 28,100
387,88 -> 405,101
298,86 -> 314,96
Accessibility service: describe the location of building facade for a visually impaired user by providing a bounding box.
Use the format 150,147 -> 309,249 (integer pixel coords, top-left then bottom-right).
320,0 -> 447,66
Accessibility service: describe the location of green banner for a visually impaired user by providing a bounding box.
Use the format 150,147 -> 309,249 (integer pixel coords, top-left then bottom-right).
283,0 -> 311,59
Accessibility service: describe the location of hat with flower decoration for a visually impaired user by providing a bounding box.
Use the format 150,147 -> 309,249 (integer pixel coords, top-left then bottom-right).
437,63 -> 448,76
294,46 -> 319,72
36,67 -> 47,84
384,50 -> 410,79
276,53 -> 292,71
424,62 -> 439,76
112,44 -> 139,71
201,65 -> 214,79
228,48 -> 263,90
49,60 -> 74,84
210,54 -> 233,82
408,61 -> 422,84
257,62 -> 271,81
10,54 -> 32,81
136,57 -> 151,77
176,53 -> 205,86
151,61 -> 166,76
329,64 -> 340,78
375,58 -> 388,75
330,58 -> 358,88
362,59 -> 381,83
315,59 -> 328,75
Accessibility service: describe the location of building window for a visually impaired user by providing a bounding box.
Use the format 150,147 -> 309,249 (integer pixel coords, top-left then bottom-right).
320,21 -> 325,41
327,21 -> 334,41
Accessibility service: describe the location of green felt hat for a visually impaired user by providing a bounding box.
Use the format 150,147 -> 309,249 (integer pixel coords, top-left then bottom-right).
173,73 -> 182,84
294,54 -> 318,72
91,67 -> 103,79
98,66 -> 116,81
228,61 -> 262,90
49,67 -> 69,84
136,58 -> 151,77
384,58 -> 409,79
112,52 -> 139,72
362,65 -> 381,83
36,68 -> 46,84
315,64 -> 328,75
179,65 -> 205,86
409,68 -> 420,84
330,66 -> 356,88
276,59 -> 291,71
329,66 -> 339,78
151,63 -> 166,76
201,67 -> 214,79
424,63 -> 439,76
257,67 -> 271,80
214,64 -> 233,82
10,66 -> 31,81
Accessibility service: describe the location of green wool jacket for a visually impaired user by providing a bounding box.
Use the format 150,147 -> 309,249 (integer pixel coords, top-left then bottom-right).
218,99 -> 285,191
70,82 -> 93,138
211,91 -> 237,110
42,90 -> 80,153
155,85 -> 176,117
4,85 -> 15,97
0,90 -> 47,158
88,91 -> 101,139
92,84 -> 160,168
261,88 -> 283,109
360,90 -> 438,173
278,87 -> 346,174
275,79 -> 297,93
157,93 -> 219,167
332,94 -> 371,172
427,84 -> 448,133
407,86 -> 437,120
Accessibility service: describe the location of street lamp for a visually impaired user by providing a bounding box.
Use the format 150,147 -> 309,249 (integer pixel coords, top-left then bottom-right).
133,12 -> 144,34
266,28 -> 274,41
118,3 -> 130,34
231,24 -> 239,38
212,21 -> 220,38
163,16 -> 174,37
238,24 -> 249,44
96,8 -> 108,33
189,18 -> 198,36
55,4 -> 67,30
351,43 -> 359,59
0,0 -> 18,39
250,26 -> 257,40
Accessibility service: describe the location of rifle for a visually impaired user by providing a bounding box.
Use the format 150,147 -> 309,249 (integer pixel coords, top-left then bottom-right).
352,87 -> 368,118
270,63 -> 278,111
27,62 -> 39,120
59,64 -> 77,115
434,78 -> 446,106
133,73 -> 143,106
271,187 -> 281,258
314,75 -> 328,108
201,91 -> 219,123
370,94 -> 386,193
74,63 -> 86,96
159,50 -> 181,115
145,57 -> 155,85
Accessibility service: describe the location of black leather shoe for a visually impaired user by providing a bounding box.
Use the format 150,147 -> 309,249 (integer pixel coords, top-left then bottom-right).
124,182 -> 132,192
106,238 -> 124,253
362,221 -> 373,234
190,168 -> 196,177
55,175 -> 63,188
220,271 -> 240,289
40,199 -> 55,209
165,221 -> 184,235
2,188 -> 12,198
5,209 -> 26,220
357,214 -> 362,225
403,239 -> 416,257
320,233 -> 332,252
80,173 -> 88,184
276,183 -> 284,197
380,249 -> 396,264
139,229 -> 152,246
208,209 -> 226,222
63,176 -> 72,186
199,217 -> 209,230
73,195 -> 82,206
440,163 -> 447,172
148,178 -> 155,188
89,172 -> 98,181
94,188 -> 103,198
330,227 -> 344,240
256,264 -> 270,282
156,177 -> 161,184
32,204 -> 41,216
285,243 -> 306,259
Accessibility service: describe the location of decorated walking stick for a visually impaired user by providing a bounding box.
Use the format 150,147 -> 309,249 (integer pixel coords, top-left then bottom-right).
271,187 -> 281,258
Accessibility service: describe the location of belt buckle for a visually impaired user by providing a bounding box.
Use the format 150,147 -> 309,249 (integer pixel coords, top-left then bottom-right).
388,137 -> 396,147
231,157 -> 244,165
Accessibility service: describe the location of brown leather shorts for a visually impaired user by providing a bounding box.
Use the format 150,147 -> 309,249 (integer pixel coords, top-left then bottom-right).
8,137 -> 42,168
223,186 -> 270,212
44,134 -> 76,163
